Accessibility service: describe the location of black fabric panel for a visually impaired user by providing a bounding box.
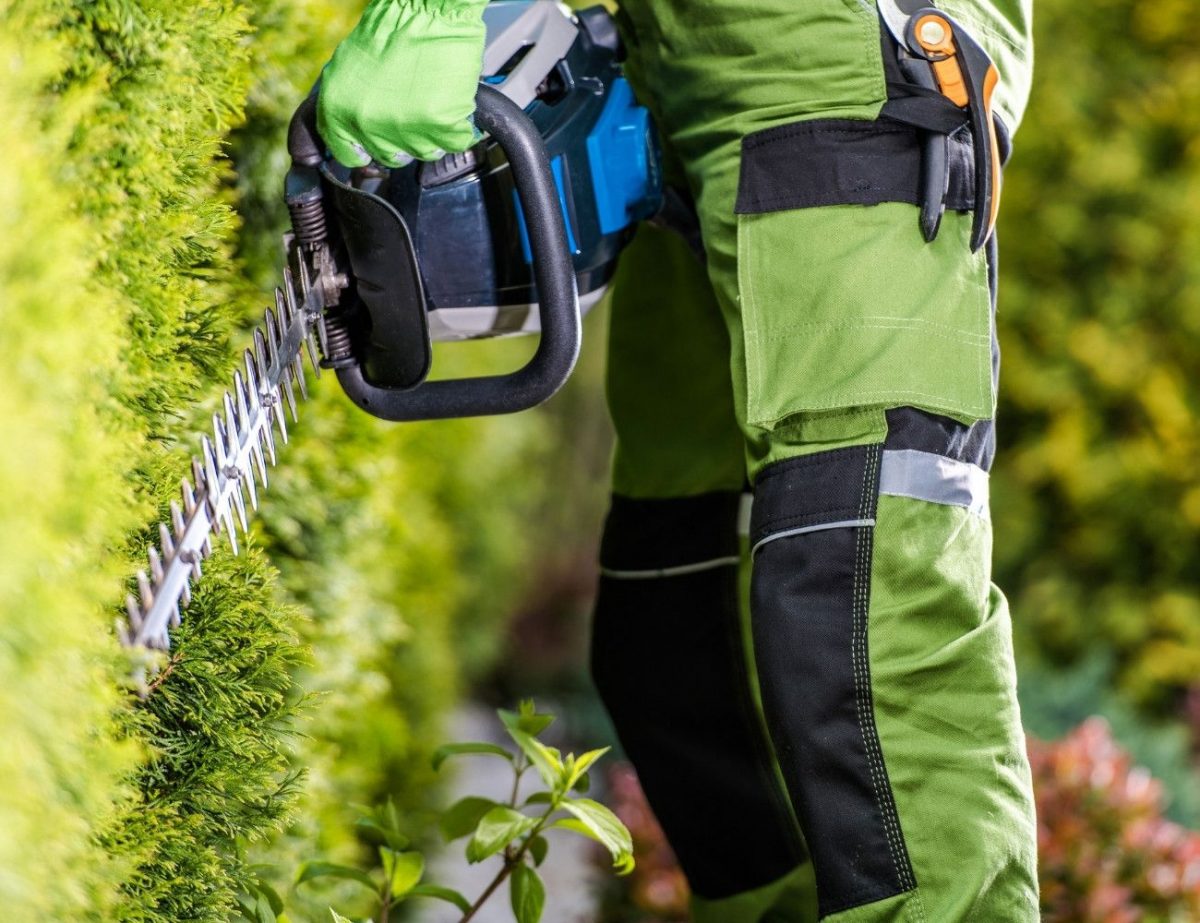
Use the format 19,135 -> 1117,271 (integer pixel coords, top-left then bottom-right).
884,408 -> 996,471
735,118 -> 975,216
591,493 -> 806,899
750,446 -> 915,916
750,446 -> 875,546
600,491 -> 740,570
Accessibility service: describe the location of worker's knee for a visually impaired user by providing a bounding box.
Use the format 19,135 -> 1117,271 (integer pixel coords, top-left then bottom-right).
745,407 -> 1037,918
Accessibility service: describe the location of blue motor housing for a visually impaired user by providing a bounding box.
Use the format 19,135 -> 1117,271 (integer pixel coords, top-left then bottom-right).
321,1 -> 662,343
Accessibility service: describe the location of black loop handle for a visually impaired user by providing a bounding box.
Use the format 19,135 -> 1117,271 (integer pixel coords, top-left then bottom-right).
333,83 -> 582,421
288,91 -> 325,168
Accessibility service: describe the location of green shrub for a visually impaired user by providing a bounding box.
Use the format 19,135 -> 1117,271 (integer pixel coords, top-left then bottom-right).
996,0 -> 1200,711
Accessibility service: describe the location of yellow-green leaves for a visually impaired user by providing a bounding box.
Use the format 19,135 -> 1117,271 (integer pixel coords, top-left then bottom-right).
465,807 -> 539,863
432,742 -> 514,771
509,863 -> 546,923
406,883 -> 471,912
294,861 -> 376,892
286,702 -> 632,921
380,848 -> 424,897
439,796 -> 501,841
555,799 -> 635,875
564,747 -> 609,794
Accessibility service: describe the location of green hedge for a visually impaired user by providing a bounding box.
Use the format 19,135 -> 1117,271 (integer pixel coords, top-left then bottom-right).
0,1 -> 547,920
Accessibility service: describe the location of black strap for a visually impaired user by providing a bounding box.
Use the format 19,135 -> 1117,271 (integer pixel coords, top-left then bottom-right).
735,116 -> 975,215
880,91 -> 970,135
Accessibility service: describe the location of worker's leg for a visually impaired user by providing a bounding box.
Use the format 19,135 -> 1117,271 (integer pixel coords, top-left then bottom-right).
617,0 -> 1039,918
590,220 -> 818,920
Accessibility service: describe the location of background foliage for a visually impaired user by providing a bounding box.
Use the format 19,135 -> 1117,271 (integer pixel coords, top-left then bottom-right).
995,0 -> 1200,713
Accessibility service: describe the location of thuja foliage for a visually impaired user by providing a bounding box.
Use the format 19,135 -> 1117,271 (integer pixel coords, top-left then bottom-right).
0,4 -> 138,917
995,0 -> 1200,710
0,0 -> 307,919
2,0 -> 549,920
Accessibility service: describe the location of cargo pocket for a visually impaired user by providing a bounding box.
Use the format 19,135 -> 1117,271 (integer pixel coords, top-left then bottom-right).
734,118 -> 994,431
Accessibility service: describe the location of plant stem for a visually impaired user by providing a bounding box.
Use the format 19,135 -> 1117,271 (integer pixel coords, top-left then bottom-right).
378,881 -> 392,923
509,753 -> 526,807
459,860 -> 512,923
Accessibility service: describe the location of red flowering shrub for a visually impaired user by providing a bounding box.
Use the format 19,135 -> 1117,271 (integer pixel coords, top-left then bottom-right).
1030,717 -> 1200,922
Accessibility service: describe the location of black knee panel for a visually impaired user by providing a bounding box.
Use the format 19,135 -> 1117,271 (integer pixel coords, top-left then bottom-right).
750,447 -> 915,918
591,492 -> 805,899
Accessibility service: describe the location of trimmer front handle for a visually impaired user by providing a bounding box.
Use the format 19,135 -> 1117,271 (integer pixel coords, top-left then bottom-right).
286,84 -> 582,422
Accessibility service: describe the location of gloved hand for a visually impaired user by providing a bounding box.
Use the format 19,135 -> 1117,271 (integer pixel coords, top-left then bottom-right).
317,0 -> 488,167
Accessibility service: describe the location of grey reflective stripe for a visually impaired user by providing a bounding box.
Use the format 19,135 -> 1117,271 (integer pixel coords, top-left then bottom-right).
879,449 -> 989,516
600,556 -> 741,580
750,519 -> 876,557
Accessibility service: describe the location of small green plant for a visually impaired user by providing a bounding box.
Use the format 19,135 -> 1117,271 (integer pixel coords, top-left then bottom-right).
245,701 -> 633,923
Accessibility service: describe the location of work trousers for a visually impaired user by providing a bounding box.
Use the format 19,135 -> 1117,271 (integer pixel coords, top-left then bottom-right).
589,1 -> 1038,920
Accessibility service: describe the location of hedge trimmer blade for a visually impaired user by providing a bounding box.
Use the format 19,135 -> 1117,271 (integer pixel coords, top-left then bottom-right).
120,249 -> 325,653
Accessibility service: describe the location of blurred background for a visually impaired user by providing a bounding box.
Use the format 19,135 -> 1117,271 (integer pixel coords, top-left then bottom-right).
1,0 -> 1198,920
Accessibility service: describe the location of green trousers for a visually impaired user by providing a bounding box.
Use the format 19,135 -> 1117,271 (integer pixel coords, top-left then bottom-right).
588,1 -> 1038,920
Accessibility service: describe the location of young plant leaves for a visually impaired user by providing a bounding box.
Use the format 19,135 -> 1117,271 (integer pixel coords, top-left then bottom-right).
431,742 -> 513,772
565,747 -> 609,793
510,862 -> 546,923
499,718 -> 562,790
408,883 -> 472,912
354,816 -> 410,852
528,834 -> 549,868
555,799 -> 635,874
294,861 -> 377,892
499,700 -> 554,739
440,796 -> 500,842
380,848 -> 424,898
466,806 -> 538,863
235,891 -> 276,923
353,799 -> 411,851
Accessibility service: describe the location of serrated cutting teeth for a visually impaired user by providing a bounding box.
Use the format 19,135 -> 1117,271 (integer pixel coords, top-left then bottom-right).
120,249 -> 326,657
269,298 -> 299,423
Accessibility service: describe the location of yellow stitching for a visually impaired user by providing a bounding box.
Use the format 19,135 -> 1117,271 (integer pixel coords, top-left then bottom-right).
851,447 -> 909,887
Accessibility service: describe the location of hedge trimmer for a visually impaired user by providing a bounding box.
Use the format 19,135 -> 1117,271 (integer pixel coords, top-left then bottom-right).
119,2 -> 662,657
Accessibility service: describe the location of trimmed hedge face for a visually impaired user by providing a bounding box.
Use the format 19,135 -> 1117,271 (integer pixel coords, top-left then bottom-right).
1,2 -> 546,920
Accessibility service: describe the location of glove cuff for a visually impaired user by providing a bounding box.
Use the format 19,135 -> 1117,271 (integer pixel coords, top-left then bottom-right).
394,0 -> 489,22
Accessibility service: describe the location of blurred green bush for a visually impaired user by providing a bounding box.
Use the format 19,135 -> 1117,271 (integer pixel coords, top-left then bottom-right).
996,0 -> 1200,711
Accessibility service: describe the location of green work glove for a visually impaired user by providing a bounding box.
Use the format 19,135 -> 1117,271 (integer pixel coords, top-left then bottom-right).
317,0 -> 488,167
